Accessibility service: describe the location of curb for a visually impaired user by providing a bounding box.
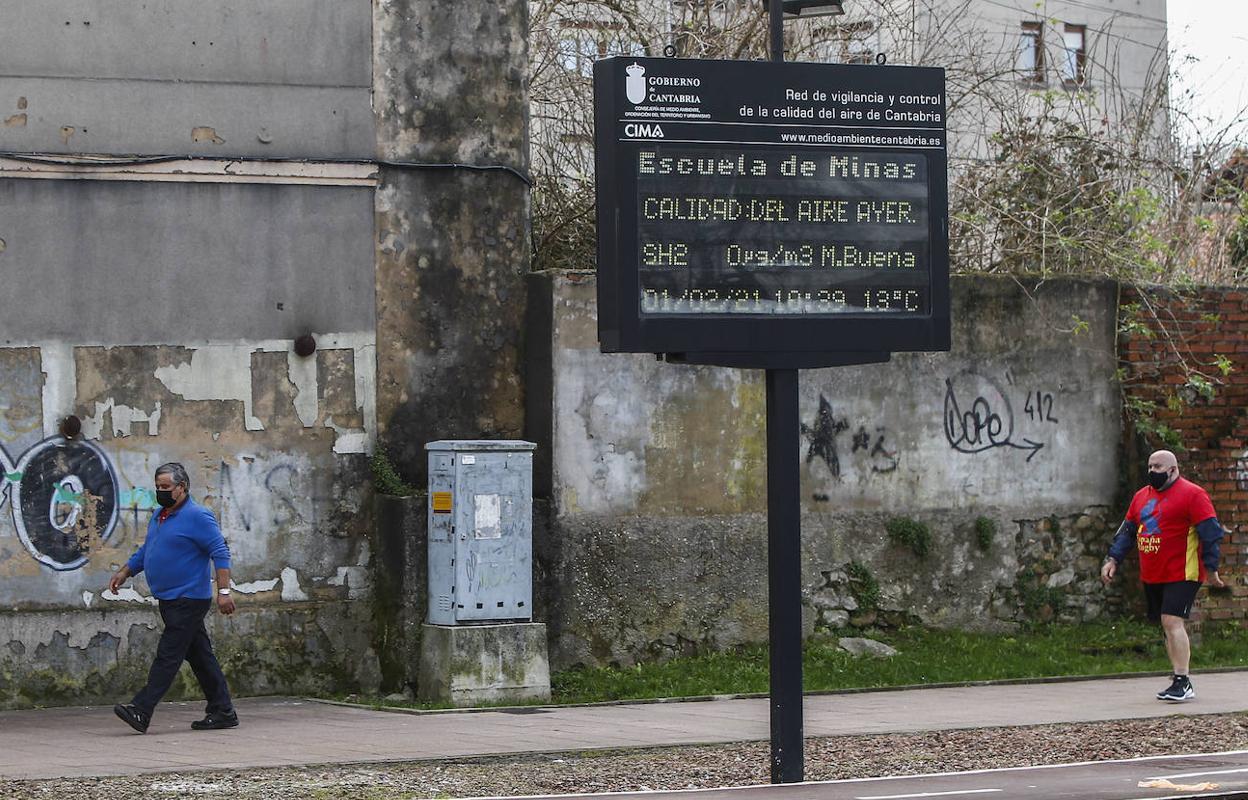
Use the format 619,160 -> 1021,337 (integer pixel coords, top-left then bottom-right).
304,665 -> 1248,717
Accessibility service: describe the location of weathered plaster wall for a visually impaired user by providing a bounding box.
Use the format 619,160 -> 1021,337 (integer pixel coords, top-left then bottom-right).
0,176 -> 380,705
0,335 -> 381,706
0,180 -> 376,343
529,272 -> 1127,668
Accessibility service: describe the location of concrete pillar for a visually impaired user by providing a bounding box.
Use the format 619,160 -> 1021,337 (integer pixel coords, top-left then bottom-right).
372,0 -> 531,485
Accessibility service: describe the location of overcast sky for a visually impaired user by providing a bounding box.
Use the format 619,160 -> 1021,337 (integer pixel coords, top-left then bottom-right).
1168,1 -> 1248,146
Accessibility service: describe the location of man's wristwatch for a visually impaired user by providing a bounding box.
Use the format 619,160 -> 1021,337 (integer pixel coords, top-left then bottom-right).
218,588 -> 231,596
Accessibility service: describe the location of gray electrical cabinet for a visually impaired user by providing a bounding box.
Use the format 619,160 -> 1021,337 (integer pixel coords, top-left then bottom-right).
425,440 -> 536,625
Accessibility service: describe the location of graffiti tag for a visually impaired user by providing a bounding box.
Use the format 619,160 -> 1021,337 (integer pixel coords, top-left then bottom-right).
802,395 -> 850,478
943,374 -> 1045,462
0,437 -> 119,570
219,459 -> 307,533
851,424 -> 899,474
803,395 -> 900,486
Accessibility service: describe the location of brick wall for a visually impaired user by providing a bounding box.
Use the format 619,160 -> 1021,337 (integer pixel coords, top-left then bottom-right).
1119,285 -> 1248,625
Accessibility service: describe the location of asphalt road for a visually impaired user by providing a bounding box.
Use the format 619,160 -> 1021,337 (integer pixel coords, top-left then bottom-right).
494,750 -> 1248,800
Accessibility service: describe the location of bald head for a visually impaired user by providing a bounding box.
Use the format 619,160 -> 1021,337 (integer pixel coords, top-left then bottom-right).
1147,450 -> 1179,490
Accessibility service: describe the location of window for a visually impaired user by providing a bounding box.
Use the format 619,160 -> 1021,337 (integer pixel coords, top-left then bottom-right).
809,19 -> 875,64
1017,21 -> 1043,82
838,21 -> 876,65
606,33 -> 646,60
557,34 -> 601,77
557,22 -> 644,78
1060,24 -> 1086,85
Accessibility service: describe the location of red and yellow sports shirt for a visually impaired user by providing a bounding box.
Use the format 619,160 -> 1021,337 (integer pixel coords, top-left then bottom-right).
1126,477 -> 1216,584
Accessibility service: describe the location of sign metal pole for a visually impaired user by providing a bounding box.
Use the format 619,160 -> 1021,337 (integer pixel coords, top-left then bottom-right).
766,0 -> 804,785
765,367 -> 804,783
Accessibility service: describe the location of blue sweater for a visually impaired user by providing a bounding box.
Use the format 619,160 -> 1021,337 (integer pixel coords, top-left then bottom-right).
126,498 -> 231,600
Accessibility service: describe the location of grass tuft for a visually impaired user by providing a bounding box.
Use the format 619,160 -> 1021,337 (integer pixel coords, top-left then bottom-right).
974,516 -> 996,551
886,517 -> 932,558
846,561 -> 880,610
370,447 -> 416,496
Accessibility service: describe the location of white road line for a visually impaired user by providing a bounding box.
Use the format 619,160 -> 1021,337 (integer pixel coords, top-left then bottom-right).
805,748 -> 1248,787
856,790 -> 1003,800
1147,766 -> 1248,779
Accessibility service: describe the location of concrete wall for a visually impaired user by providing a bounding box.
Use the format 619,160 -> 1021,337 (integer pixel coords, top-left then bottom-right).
529,272 -> 1128,668
0,0 -> 1173,703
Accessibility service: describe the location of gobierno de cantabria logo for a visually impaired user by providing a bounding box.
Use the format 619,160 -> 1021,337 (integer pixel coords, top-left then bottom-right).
626,62 -> 646,104
625,63 -> 703,108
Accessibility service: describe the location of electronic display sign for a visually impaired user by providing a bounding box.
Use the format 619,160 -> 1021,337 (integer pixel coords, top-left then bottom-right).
593,57 -> 950,360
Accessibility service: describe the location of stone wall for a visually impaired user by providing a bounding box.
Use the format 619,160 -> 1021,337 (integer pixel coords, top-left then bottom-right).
528,272 -> 1131,668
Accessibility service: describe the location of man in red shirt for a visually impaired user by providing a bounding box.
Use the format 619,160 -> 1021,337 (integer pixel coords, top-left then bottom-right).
1101,450 -> 1225,702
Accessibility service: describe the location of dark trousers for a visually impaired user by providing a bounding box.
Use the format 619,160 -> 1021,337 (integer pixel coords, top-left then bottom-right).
132,598 -> 233,717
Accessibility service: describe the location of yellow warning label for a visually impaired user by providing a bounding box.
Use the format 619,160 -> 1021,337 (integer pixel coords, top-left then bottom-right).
432,492 -> 453,513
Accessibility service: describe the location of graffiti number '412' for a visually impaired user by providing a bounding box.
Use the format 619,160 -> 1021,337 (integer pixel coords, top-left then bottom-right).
1024,391 -> 1059,423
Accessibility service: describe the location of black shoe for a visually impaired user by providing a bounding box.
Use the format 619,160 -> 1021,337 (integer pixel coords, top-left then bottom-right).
191,710 -> 239,730
1157,675 -> 1195,703
113,703 -> 150,733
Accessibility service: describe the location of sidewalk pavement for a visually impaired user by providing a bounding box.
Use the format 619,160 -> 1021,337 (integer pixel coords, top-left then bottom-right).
1,671 -> 1245,781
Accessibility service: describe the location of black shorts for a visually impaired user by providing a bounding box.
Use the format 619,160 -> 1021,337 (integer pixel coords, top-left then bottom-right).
1144,581 -> 1201,621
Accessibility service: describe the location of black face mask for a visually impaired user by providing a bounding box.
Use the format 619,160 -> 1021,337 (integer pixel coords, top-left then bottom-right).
1147,470 -> 1170,491
155,489 -> 177,508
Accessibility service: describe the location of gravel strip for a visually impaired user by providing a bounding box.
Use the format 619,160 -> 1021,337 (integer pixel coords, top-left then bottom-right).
4,714 -> 1248,800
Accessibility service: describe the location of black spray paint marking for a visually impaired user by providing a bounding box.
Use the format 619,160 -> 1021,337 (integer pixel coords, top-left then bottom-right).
851,425 -> 899,474
802,395 -> 849,478
218,461 -> 253,531
1023,391 -> 1060,423
219,459 -> 307,534
943,376 -> 1044,462
802,397 -> 899,490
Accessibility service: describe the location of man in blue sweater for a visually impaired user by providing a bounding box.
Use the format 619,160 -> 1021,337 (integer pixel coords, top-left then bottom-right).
109,462 -> 238,733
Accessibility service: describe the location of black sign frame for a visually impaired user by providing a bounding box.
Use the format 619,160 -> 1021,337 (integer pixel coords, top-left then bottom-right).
593,56 -> 950,361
